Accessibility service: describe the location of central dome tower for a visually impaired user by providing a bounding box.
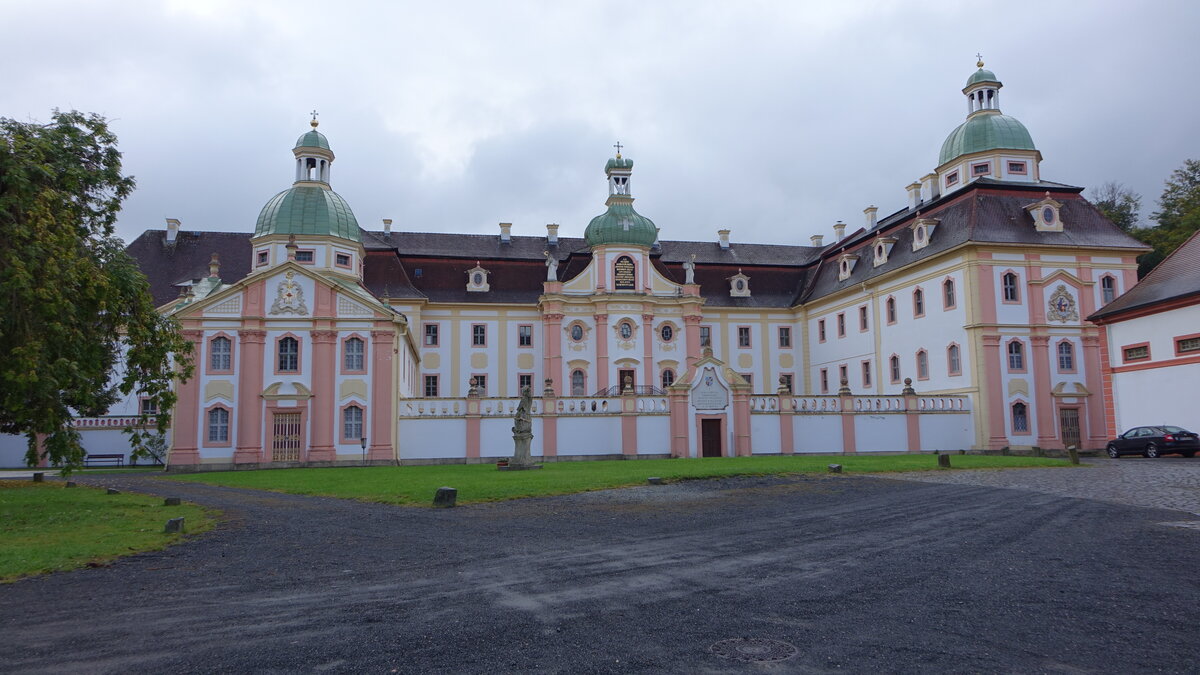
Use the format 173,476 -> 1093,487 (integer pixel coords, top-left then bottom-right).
584,147 -> 658,248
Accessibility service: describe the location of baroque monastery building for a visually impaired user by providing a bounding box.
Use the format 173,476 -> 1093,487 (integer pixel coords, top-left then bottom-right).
1,62 -> 1149,469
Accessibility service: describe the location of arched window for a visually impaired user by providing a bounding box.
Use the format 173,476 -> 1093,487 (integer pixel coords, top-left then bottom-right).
916,350 -> 929,379
210,336 -> 231,371
1002,272 -> 1020,302
889,355 -> 901,383
661,369 -> 675,389
571,370 -> 586,396
947,344 -> 962,376
207,407 -> 230,443
913,288 -> 925,317
1007,341 -> 1024,371
343,337 -> 364,371
1012,402 -> 1029,432
278,337 -> 299,372
1101,276 -> 1116,304
943,279 -> 956,309
1057,341 -> 1075,371
886,297 -> 896,324
343,405 -> 364,441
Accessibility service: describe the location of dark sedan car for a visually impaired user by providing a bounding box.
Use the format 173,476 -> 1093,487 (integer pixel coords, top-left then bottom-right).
1106,426 -> 1200,458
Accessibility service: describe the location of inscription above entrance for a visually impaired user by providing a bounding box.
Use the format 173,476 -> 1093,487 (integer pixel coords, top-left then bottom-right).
692,367 -> 729,410
613,256 -> 636,290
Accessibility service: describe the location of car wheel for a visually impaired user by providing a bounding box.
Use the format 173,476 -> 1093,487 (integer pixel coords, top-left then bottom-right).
1145,443 -> 1160,459
1183,451 -> 1196,459
1107,445 -> 1120,459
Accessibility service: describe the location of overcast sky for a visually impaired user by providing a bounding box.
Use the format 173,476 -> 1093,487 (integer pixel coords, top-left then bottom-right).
5,0 -> 1198,248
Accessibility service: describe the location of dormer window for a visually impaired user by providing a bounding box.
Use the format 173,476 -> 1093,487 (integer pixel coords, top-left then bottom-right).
334,252 -> 352,268
911,217 -> 938,252
945,171 -> 959,187
1025,193 -> 1064,232
256,250 -> 269,266
466,262 -> 490,292
1007,161 -> 1028,175
872,237 -> 897,267
972,161 -> 991,177
728,270 -> 751,297
837,253 -> 858,281
294,250 -> 315,263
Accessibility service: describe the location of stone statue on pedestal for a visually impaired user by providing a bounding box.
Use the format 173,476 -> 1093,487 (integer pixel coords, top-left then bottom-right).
502,386 -> 541,470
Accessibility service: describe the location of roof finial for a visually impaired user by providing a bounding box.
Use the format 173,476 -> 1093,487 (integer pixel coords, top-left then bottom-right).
310,109 -> 319,129
613,140 -> 623,159
975,53 -> 984,69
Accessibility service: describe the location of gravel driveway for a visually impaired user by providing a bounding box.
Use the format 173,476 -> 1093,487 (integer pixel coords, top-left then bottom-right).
2,464 -> 1199,673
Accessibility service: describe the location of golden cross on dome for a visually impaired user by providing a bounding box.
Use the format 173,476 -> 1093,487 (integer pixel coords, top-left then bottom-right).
613,141 -> 623,158
975,53 -> 984,68
310,109 -> 319,128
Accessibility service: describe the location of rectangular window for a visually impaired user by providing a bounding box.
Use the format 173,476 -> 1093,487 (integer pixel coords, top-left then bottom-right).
207,408 -> 230,443
778,326 -> 791,348
1101,276 -> 1116,304
294,250 -> 315,263
862,361 -> 871,388
472,374 -> 487,394
837,313 -> 846,337
278,337 -> 299,372
945,171 -> 959,187
517,324 -> 533,347
139,398 -> 159,416
890,356 -> 901,383
423,323 -> 439,347
472,324 -> 487,347
1177,336 -> 1200,355
1012,403 -> 1029,432
343,406 -> 364,441
838,365 -> 848,388
886,298 -> 896,324
700,326 -> 712,347
256,250 -> 269,266
518,373 -> 533,392
858,306 -> 868,331
1008,161 -> 1028,175
820,368 -> 829,394
423,375 -> 439,398
1002,273 -> 1020,302
917,351 -> 929,380
818,319 -> 826,342
1057,342 -> 1075,372
972,162 -> 991,176
209,336 -> 232,372
1122,344 -> 1150,362
737,326 -> 752,348
335,253 -> 352,268
780,373 -> 793,394
343,337 -> 365,372
1007,342 -> 1025,371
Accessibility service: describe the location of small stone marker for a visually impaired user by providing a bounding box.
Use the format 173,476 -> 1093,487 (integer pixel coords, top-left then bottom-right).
65,481 -> 77,488
1067,445 -> 1080,465
164,517 -> 185,533
32,472 -> 44,482
827,464 -> 842,474
647,477 -> 665,485
433,486 -> 457,508
164,497 -> 182,506
937,454 -> 952,469
106,488 -> 120,495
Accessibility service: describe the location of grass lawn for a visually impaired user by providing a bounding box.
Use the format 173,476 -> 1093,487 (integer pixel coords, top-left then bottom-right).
0,481 -> 215,583
164,454 -> 1072,506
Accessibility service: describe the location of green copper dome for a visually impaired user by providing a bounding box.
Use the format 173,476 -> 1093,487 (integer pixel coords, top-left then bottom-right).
254,186 -> 360,241
965,68 -> 999,88
584,202 -> 657,247
605,156 -> 634,171
295,130 -> 331,151
938,113 -> 1036,166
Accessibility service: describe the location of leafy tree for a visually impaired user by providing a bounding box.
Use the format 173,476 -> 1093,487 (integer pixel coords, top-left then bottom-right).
1131,159 -> 1200,277
1089,181 -> 1141,232
0,111 -> 192,474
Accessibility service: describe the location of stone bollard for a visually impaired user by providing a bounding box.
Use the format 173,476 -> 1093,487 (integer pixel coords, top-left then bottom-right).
164,517 -> 185,534
647,477 -> 665,485
164,497 -> 182,506
937,454 -> 951,469
827,464 -> 842,474
65,482 -> 77,488
32,472 -> 44,483
106,488 -> 120,495
433,487 -> 457,508
1067,445 -> 1080,465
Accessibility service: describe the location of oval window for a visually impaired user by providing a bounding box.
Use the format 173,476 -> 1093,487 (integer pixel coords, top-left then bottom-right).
620,322 -> 633,339
736,280 -> 745,291
660,324 -> 673,342
473,272 -> 483,285
1042,206 -> 1055,224
570,324 -> 584,341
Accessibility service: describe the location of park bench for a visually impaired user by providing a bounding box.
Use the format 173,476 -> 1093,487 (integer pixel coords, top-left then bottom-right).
83,453 -> 124,467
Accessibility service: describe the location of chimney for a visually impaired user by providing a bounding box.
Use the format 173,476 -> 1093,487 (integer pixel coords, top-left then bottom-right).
864,206 -> 878,230
382,218 -> 392,236
718,229 -> 731,250
165,218 -> 180,244
546,223 -> 559,246
906,182 -> 922,210
921,172 -> 939,202
833,221 -> 846,241
208,253 -> 220,279
499,222 -> 512,244
810,234 -> 824,247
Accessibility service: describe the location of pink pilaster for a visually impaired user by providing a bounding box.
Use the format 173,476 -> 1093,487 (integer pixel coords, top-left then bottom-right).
904,393 -> 921,451
465,395 -> 481,459
839,393 -> 857,453
368,330 -> 394,461
981,334 -> 1008,449
1030,334 -> 1057,448
642,313 -> 655,388
308,330 -> 337,462
621,393 -> 638,455
170,329 -> 204,466
683,314 -> 702,377
777,393 -> 794,454
1097,327 -> 1118,438
541,387 -> 557,457
233,329 -> 265,464
669,388 -> 690,457
1081,334 -> 1107,447
1026,257 -> 1046,325
976,254 -> 998,325
594,313 -> 609,391
732,390 -> 752,456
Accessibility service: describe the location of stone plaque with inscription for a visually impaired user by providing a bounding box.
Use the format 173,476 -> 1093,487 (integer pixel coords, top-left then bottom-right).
613,256 -> 636,290
692,367 -> 729,410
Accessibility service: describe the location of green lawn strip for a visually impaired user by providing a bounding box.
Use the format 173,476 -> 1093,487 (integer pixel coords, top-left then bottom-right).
0,481 -> 215,583
163,455 -> 1070,506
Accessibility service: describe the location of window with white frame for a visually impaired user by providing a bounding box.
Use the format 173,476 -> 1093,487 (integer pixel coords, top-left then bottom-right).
208,407 -> 230,443
343,337 -> 364,371
210,336 -> 232,371
343,405 -> 364,440
1008,341 -> 1025,370
423,375 -> 439,397
1057,342 -> 1075,371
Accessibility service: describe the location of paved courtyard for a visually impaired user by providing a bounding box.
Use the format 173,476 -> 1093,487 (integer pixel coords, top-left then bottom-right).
2,459 -> 1200,673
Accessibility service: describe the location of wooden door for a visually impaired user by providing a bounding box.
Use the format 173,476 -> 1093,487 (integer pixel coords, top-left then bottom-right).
272,412 -> 302,462
701,418 -> 723,457
1059,408 -> 1081,449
